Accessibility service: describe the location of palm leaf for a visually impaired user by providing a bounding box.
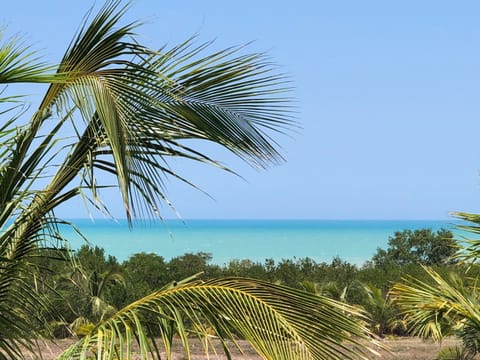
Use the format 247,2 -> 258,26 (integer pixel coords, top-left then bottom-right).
451,211 -> 480,264
391,266 -> 480,342
59,278 -> 379,360
0,31 -> 57,84
0,216 -> 74,359
5,0 -> 295,224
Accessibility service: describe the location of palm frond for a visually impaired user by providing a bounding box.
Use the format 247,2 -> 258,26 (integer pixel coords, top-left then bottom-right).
59,278 -> 379,360
0,31 -> 57,84
0,216 -> 75,359
451,212 -> 480,264
391,266 -> 480,342
1,0 -> 295,224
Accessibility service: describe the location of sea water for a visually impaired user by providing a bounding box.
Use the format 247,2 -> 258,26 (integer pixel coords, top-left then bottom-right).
59,219 -> 461,266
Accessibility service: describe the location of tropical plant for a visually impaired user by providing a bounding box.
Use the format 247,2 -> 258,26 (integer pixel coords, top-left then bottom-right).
435,346 -> 475,360
58,264 -> 125,333
362,284 -> 406,337
0,1 -> 380,358
372,228 -> 456,267
392,212 -> 480,356
59,277 -> 379,360
391,267 -> 480,352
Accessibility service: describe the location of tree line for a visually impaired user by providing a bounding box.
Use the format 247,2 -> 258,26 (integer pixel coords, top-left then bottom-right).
33,228 -> 460,339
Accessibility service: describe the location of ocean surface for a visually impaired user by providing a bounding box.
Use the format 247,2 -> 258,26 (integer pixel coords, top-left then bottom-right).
60,219 -> 463,266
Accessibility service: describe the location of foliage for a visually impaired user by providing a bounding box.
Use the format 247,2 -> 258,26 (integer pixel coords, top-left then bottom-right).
167,252 -> 214,280
392,213 -> 480,356
121,252 -> 169,304
59,278 -> 379,360
372,228 -> 456,267
61,265 -> 125,330
392,267 -> 479,340
76,245 -> 120,275
43,243 -> 463,340
361,284 -> 406,337
451,211 -> 480,263
19,230 -> 469,350
0,1 -> 380,358
434,346 -> 475,360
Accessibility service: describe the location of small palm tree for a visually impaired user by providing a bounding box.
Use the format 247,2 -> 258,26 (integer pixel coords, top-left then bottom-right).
362,284 -> 406,337
0,1 -> 380,358
58,265 -> 125,334
392,211 -> 480,356
391,265 -> 480,351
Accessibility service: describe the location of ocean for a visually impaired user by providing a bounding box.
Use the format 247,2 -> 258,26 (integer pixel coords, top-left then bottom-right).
61,219 -> 462,266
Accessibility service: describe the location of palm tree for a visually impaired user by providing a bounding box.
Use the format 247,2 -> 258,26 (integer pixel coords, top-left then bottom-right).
362,284 -> 406,337
391,211 -> 480,357
57,265 -> 125,334
0,1 -> 379,358
391,266 -> 480,355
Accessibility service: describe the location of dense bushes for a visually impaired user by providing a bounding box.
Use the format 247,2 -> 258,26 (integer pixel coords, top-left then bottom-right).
371,228 -> 456,267
35,228 -> 459,338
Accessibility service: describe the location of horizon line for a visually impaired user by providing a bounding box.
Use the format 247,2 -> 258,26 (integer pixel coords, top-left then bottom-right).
61,217 -> 457,221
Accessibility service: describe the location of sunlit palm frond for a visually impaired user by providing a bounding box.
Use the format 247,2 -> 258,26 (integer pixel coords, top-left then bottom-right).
57,37 -> 295,220
59,277 -> 379,360
391,266 -> 480,342
453,212 -> 480,235
451,211 -> 480,264
2,0 -> 295,219
0,31 -> 57,84
145,40 -> 295,158
87,39 -> 295,219
4,0 -> 294,224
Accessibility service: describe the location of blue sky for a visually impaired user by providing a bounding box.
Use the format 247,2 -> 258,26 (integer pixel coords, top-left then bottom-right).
3,1 -> 480,220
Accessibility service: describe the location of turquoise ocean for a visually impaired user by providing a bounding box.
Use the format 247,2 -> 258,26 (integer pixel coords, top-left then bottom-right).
62,219 -> 463,266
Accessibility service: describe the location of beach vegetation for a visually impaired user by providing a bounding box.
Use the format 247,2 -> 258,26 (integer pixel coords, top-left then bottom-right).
46,239 -> 460,340
59,263 -> 126,334
0,1 -> 379,358
361,284 -> 406,337
371,228 -> 456,267
392,212 -> 480,357
8,225 -> 463,354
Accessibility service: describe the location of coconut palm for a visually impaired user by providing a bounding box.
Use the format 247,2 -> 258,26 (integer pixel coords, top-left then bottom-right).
0,1 -> 379,358
362,284 -> 406,337
57,265 -> 125,334
391,267 -> 480,354
391,211 -> 480,356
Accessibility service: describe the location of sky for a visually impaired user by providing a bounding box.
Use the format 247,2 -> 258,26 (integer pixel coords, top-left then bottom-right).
3,1 -> 480,220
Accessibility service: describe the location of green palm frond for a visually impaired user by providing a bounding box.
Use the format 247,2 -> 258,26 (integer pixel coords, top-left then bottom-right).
453,212 -> 480,235
363,284 -> 406,337
394,214 -> 480,355
3,0 -> 295,224
59,278 -> 379,360
57,36 -> 296,220
391,266 -> 480,342
0,31 -> 58,84
451,212 -> 480,264
0,217 -> 73,358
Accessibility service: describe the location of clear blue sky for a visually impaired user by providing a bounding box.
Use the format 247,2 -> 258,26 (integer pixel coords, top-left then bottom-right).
3,1 -> 480,220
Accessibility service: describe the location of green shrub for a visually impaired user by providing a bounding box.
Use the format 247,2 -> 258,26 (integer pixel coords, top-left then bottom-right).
435,346 -> 474,360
